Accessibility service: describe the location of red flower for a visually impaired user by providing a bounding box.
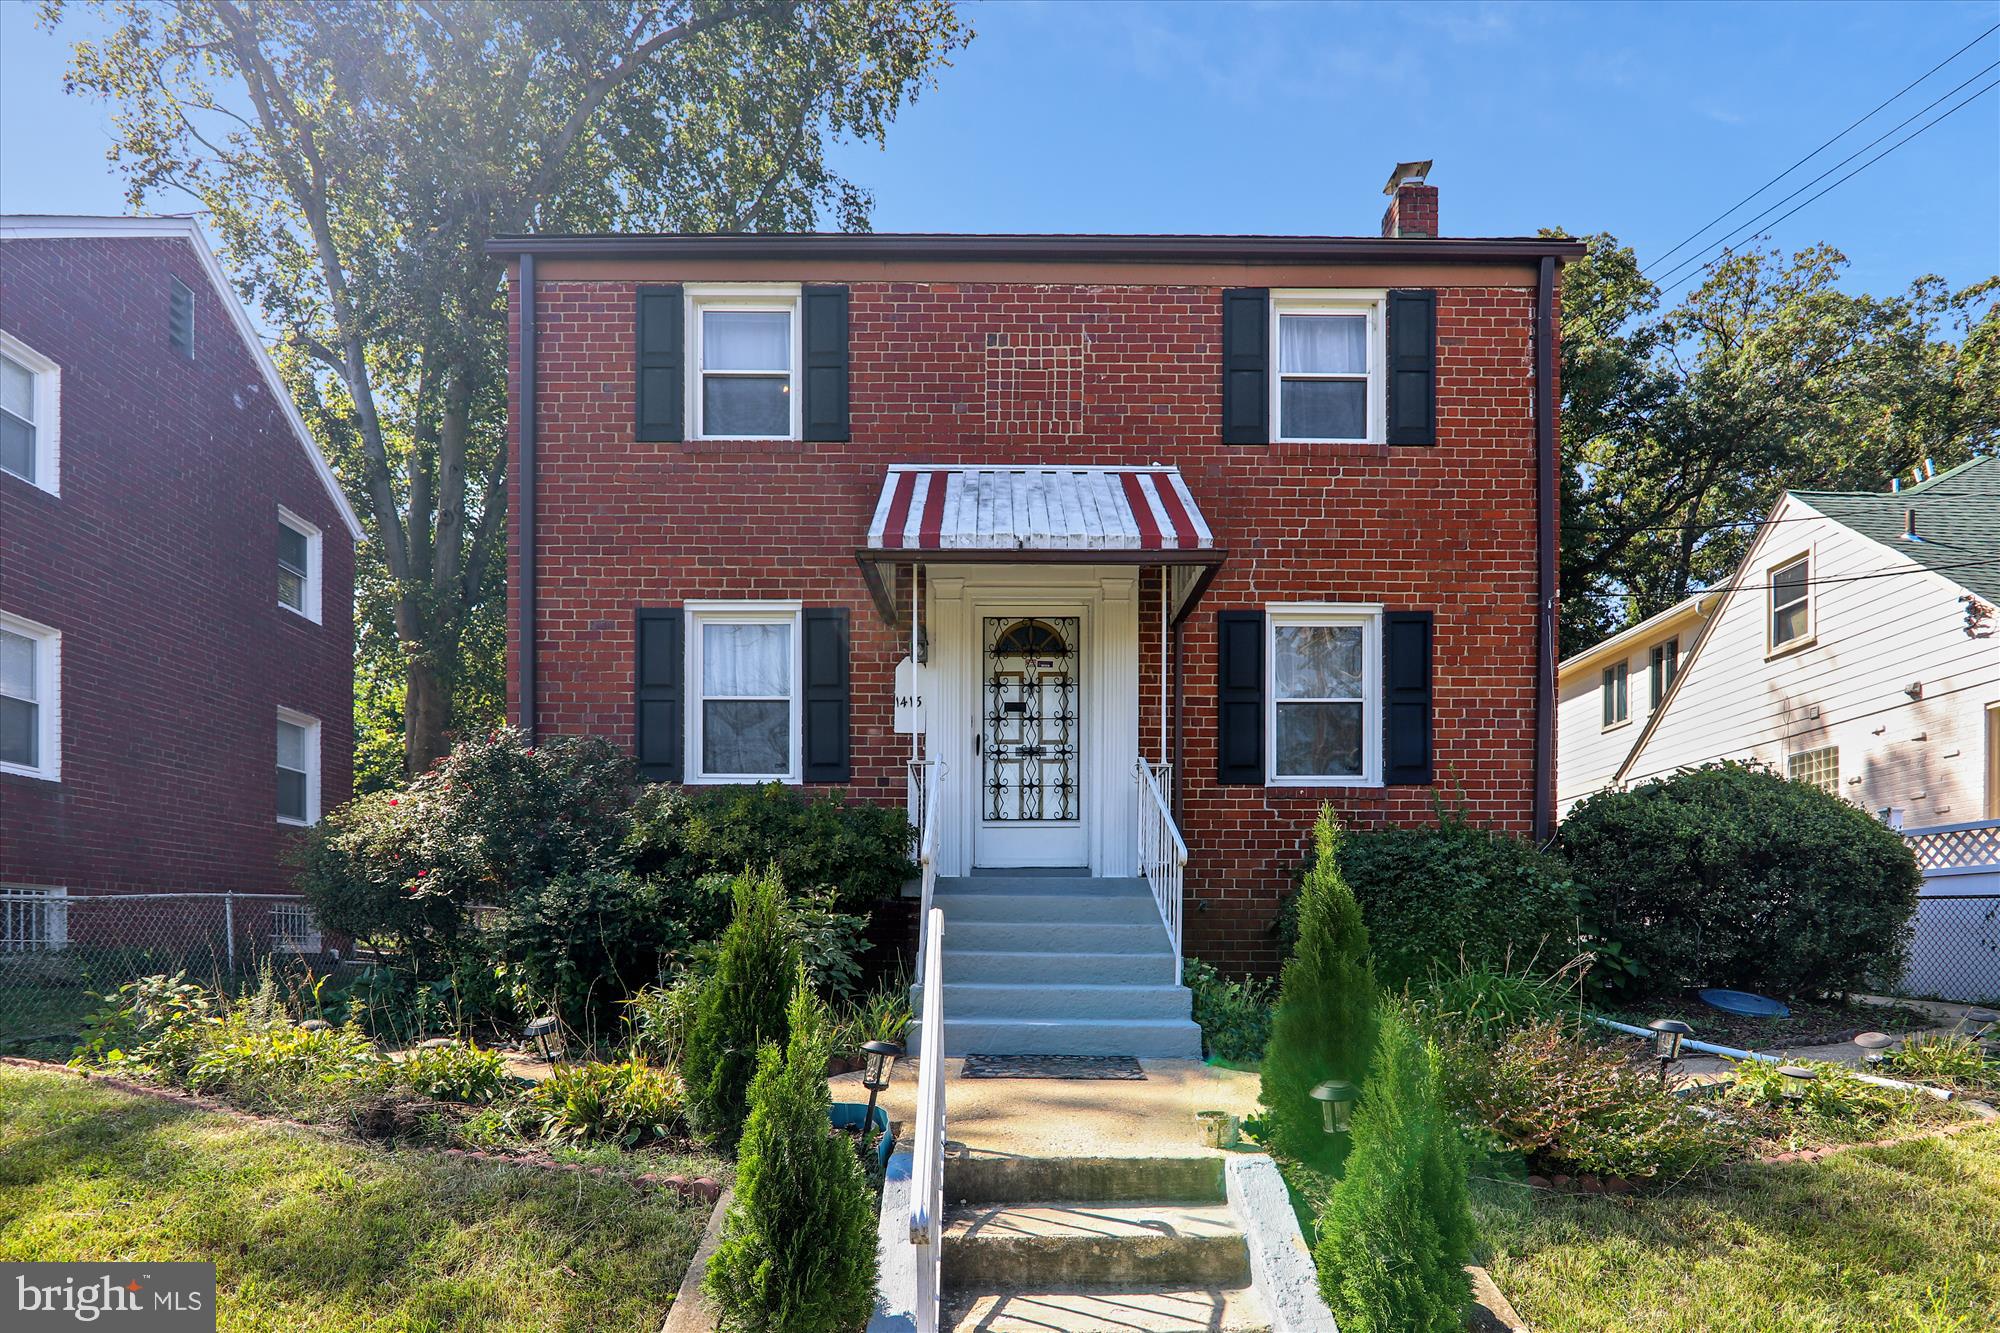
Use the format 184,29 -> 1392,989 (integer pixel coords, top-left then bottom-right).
388,798 -> 399,807
416,868 -> 428,878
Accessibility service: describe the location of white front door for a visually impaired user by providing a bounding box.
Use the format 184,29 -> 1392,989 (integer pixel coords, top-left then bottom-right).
972,607 -> 1090,867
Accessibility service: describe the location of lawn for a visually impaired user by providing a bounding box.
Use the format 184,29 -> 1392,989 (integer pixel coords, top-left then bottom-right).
1474,1125 -> 2000,1333
0,1066 -> 717,1333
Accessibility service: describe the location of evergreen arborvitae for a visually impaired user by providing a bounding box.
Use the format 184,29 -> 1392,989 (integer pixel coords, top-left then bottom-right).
684,868 -> 799,1150
705,976 -> 879,1333
1259,803 -> 1377,1168
1314,1009 -> 1475,1333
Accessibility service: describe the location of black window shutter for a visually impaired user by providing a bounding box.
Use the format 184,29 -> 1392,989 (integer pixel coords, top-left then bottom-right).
1221,288 -> 1269,444
1385,289 -> 1437,446
1383,610 -> 1435,784
635,608 -> 683,782
802,607 -> 851,783
802,285 -> 851,442
1217,610 -> 1266,784
635,284 -> 684,443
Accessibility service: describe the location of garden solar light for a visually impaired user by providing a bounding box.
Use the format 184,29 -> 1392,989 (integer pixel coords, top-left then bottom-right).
1854,1031 -> 1894,1066
1649,1019 -> 1693,1084
859,1040 -> 903,1152
1778,1064 -> 1816,1101
1312,1080 -> 1357,1135
524,1014 -> 561,1063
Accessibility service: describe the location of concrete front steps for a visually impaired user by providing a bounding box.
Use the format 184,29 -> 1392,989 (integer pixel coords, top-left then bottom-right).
911,874 -> 1202,1059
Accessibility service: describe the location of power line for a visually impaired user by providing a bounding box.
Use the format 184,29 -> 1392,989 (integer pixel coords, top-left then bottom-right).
1644,23 -> 2000,273
1569,495 -> 2000,539
1584,554 -> 2000,603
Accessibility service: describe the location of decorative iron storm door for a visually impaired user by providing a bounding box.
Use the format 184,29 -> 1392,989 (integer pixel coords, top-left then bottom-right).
981,617 -> 1080,823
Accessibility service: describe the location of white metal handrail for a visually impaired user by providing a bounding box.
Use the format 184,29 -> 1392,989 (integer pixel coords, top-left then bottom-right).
911,759 -> 944,976
1136,757 -> 1188,985
909,906 -> 947,1331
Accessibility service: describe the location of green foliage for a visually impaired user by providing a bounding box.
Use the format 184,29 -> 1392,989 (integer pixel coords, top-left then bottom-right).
1314,1010 -> 1474,1333
528,1057 -> 684,1147
498,868 -> 689,1039
1333,811 -> 1582,988
183,1017 -> 391,1113
627,972 -> 709,1068
1261,806 -> 1377,1168
1728,1058 -> 1915,1131
782,895 -> 870,1000
1561,763 -> 1922,997
397,1041 -> 513,1104
1412,961 -> 1583,1048
1185,959 -> 1276,1064
705,979 -> 877,1333
684,870 -> 801,1150
74,971 -> 214,1069
629,783 -> 915,919
1887,1032 -> 2000,1095
828,974 -> 913,1059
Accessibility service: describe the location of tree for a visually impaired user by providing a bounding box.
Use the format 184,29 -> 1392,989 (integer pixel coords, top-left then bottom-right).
1314,1009 -> 1474,1333
1259,804 -> 1377,1169
1553,228 -> 1998,655
52,0 -> 970,776
683,867 -> 800,1149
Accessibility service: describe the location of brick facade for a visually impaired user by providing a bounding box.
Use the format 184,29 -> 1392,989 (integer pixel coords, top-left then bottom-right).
507,242 -> 1557,972
0,231 -> 355,901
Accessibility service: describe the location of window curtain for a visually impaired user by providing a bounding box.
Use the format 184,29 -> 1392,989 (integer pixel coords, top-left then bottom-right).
702,311 -> 791,370
1279,314 -> 1367,374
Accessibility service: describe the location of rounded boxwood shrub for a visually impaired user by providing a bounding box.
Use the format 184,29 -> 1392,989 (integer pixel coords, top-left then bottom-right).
1560,763 -> 1921,998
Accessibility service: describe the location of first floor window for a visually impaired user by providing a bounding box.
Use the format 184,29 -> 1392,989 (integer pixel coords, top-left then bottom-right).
1273,294 -> 1381,443
0,613 -> 58,780
691,607 -> 799,781
0,885 -> 66,953
1770,554 -> 1811,648
1602,663 -> 1629,728
276,711 -> 320,825
1269,608 -> 1379,784
278,508 -> 321,620
1787,745 -> 1839,796
270,901 -> 323,953
1649,638 -> 1679,709
695,300 -> 796,438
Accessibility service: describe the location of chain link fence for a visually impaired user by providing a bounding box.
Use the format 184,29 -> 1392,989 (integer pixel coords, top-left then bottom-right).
0,890 -> 335,1051
1890,821 -> 2000,1007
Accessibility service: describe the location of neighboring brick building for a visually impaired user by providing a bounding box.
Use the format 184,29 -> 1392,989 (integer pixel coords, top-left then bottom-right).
492,167 -> 1578,974
0,216 -> 360,947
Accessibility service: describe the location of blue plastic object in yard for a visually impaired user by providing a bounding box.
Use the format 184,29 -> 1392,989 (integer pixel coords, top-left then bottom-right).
829,1102 -> 893,1170
1697,988 -> 1790,1018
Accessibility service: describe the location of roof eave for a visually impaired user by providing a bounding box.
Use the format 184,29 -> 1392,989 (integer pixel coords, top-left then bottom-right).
483,233 -> 1587,264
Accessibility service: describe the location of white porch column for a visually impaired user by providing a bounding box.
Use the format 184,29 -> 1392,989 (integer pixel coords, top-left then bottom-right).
925,574 -> 968,876
1097,572 -> 1141,877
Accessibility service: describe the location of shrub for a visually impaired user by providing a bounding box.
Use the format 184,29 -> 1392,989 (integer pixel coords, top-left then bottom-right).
629,783 -> 914,919
1260,805 -> 1377,1168
75,972 -> 214,1071
1413,961 -> 1582,1048
627,971 -> 708,1067
1560,763 -> 1920,997
397,1041 -> 513,1104
497,868 -> 690,1038
705,980 -> 877,1333
1314,1010 -> 1474,1333
1185,959 -> 1276,1064
183,1017 -> 390,1112
684,870 -> 801,1149
1331,812 -> 1581,989
529,1057 -> 684,1146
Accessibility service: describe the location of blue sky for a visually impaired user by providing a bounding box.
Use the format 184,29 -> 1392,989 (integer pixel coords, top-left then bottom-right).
4,1 -> 1996,301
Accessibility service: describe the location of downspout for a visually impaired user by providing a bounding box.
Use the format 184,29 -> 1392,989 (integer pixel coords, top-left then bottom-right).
517,253 -> 538,739
1533,256 -> 1558,842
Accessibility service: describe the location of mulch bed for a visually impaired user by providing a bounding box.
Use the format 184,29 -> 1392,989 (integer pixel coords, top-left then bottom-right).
1611,996 -> 1942,1052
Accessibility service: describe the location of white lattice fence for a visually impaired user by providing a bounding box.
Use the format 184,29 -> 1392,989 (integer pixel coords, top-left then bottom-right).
1904,819 -> 2000,871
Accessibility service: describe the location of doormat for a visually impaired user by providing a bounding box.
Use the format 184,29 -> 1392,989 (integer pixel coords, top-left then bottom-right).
961,1054 -> 1145,1080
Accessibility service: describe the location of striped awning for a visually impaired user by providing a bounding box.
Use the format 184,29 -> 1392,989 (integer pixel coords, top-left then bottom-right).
864,465 -> 1215,555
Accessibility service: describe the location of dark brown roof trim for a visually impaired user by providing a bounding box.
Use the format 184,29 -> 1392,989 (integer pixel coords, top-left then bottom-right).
484,232 -> 1586,264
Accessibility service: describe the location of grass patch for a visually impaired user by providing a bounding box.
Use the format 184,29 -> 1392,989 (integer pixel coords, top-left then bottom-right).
0,1066 -> 719,1333
1474,1124 -> 2000,1333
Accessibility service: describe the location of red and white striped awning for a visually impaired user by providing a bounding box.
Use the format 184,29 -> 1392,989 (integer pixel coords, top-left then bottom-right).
865,466 -> 1216,555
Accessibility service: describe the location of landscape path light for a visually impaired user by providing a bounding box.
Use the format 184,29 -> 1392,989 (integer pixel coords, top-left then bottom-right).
859,1040 -> 903,1154
524,1014 -> 562,1064
1854,1031 -> 1894,1067
1311,1080 -> 1357,1135
1649,1018 -> 1694,1085
1778,1064 -> 1817,1101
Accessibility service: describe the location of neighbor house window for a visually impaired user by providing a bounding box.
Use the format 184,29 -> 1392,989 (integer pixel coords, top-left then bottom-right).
690,288 -> 799,440
1649,638 -> 1679,709
276,710 -> 320,825
0,331 -> 60,492
1787,745 -> 1839,796
0,613 -> 60,781
1602,663 -> 1629,728
277,508 -> 322,621
270,901 -> 323,954
1770,554 -> 1811,649
1272,293 -> 1384,444
1268,606 -> 1381,785
688,603 -> 800,782
0,886 -> 66,953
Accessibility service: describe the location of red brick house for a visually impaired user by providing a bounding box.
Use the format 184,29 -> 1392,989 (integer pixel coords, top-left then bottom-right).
0,217 -> 360,951
492,168 -> 1577,1051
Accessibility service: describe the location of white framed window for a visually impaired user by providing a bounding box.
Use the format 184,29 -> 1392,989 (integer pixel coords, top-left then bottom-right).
276,709 -> 321,825
1267,605 -> 1381,786
0,611 -> 60,782
687,601 -> 802,783
1,885 -> 67,953
277,507 -> 322,622
1648,638 -> 1678,710
1271,291 -> 1386,444
1787,744 -> 1839,796
1602,662 -> 1629,729
270,900 -> 324,953
0,330 -> 60,494
687,285 -> 801,441
1769,552 -> 1812,651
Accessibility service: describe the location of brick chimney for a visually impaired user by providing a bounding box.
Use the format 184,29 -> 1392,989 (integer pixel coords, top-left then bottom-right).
1381,160 -> 1438,238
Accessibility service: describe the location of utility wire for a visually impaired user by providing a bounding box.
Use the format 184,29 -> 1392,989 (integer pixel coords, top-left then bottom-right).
1570,495 -> 2000,538
1644,23 -> 2000,272
1583,554 -> 2000,603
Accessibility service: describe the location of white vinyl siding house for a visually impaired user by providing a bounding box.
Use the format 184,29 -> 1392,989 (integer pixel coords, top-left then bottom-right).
1555,594 -> 1712,814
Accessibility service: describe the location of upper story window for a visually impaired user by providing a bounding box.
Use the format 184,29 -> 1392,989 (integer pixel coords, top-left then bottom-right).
1770,553 -> 1812,650
0,331 -> 60,494
1602,662 -> 1629,728
169,276 -> 196,360
691,287 -> 800,440
0,612 -> 60,782
1268,606 -> 1381,786
1272,292 -> 1384,444
1649,638 -> 1679,709
276,710 -> 320,825
278,508 -> 322,622
688,603 -> 801,782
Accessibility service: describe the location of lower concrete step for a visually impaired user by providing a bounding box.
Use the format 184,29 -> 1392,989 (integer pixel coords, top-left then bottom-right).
942,1285 -> 1270,1333
942,948 -> 1179,986
911,1015 -> 1203,1059
913,981 -> 1193,1022
944,1202 -> 1250,1288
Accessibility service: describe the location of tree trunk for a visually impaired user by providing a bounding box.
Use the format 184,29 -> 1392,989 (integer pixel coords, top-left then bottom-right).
404,655 -> 453,775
